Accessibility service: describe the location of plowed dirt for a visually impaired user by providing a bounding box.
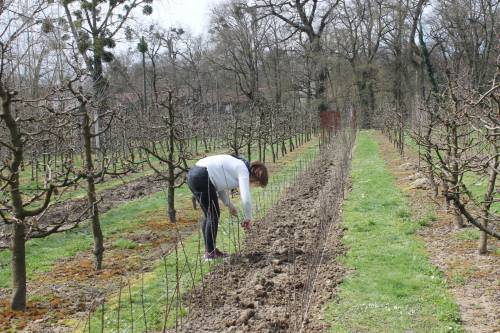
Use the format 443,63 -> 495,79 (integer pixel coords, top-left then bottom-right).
176,146 -> 349,333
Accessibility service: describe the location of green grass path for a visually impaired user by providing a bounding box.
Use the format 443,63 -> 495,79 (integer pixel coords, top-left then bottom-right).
325,131 -> 463,333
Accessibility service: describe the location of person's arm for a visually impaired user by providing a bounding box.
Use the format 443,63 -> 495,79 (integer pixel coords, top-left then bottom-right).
238,169 -> 252,221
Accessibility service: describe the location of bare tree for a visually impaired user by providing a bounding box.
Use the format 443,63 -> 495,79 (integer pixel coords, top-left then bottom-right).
59,0 -> 153,268
137,27 -> 191,223
258,0 -> 341,113
0,1 -> 91,309
332,0 -> 389,128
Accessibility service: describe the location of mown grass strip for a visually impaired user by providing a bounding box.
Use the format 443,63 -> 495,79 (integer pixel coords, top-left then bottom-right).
325,131 -> 463,333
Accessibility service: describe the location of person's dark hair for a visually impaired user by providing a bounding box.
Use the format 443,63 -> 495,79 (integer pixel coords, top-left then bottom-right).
250,161 -> 268,187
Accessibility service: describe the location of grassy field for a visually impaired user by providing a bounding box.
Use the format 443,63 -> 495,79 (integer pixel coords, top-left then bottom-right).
325,131 -> 463,333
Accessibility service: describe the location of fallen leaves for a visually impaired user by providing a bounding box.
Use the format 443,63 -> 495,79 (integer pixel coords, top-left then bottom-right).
0,299 -> 48,331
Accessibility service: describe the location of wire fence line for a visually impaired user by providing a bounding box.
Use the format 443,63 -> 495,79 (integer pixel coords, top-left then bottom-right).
296,129 -> 355,332
68,136 -> 326,333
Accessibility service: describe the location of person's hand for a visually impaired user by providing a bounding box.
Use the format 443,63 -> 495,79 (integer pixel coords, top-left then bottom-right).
241,219 -> 252,231
229,205 -> 238,217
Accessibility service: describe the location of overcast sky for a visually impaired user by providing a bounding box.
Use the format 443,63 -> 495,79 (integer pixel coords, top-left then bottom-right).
149,0 -> 223,36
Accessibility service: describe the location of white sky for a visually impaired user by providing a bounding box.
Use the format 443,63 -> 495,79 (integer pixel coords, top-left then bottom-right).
149,0 -> 223,36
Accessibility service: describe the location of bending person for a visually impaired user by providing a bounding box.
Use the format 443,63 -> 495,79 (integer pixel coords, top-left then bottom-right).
187,155 -> 268,260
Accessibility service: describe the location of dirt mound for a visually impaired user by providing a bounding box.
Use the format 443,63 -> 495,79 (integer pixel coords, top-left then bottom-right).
176,141 -> 352,333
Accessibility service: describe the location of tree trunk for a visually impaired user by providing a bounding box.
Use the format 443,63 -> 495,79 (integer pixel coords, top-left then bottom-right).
83,107 -> 104,270
478,217 -> 488,254
247,142 -> 251,161
142,50 -> 147,118
167,92 -> 177,223
11,222 -> 26,311
453,206 -> 464,229
167,181 -> 176,223
478,147 -> 498,254
356,67 -> 377,129
271,141 -> 276,163
450,125 -> 464,228
310,35 -> 328,113
92,54 -> 107,151
258,137 -> 262,161
2,88 -> 28,310
203,136 -> 208,153
442,179 -> 451,211
262,141 -> 266,163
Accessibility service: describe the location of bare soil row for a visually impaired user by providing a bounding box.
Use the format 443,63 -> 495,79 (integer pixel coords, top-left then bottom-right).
175,142 -> 350,333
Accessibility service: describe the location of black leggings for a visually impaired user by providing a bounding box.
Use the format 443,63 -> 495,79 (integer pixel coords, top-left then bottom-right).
187,166 -> 220,253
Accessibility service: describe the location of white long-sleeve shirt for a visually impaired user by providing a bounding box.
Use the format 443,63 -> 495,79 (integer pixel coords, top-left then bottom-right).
196,154 -> 252,219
